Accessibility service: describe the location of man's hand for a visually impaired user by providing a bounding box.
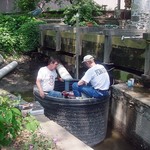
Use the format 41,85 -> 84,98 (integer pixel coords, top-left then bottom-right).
78,80 -> 86,86
58,77 -> 64,82
39,90 -> 45,99
36,79 -> 45,99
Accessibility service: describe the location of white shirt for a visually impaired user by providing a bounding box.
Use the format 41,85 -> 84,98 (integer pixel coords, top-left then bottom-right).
37,66 -> 57,91
81,64 -> 110,90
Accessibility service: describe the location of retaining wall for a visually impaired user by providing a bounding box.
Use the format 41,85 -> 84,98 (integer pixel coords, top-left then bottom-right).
111,83 -> 150,150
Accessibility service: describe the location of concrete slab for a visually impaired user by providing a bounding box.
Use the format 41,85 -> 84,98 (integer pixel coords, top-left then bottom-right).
35,115 -> 93,150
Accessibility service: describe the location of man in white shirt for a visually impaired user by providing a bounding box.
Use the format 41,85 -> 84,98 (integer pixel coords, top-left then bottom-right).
72,55 -> 110,98
36,57 -> 63,98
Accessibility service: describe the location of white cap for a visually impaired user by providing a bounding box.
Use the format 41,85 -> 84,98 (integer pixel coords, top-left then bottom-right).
82,55 -> 94,63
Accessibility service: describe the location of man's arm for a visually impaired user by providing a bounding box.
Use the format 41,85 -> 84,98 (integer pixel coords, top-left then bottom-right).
36,79 -> 45,99
57,77 -> 64,82
78,79 -> 87,86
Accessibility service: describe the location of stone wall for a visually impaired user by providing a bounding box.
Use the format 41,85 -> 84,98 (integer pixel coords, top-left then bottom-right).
111,83 -> 150,150
0,0 -> 15,13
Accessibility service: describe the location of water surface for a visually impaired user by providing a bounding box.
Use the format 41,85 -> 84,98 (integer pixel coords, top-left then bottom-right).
93,124 -> 135,150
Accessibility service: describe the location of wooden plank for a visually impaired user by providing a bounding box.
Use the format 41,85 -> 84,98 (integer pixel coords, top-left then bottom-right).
143,33 -> 150,76
82,34 -> 104,43
104,34 -> 112,63
103,29 -> 145,36
112,37 -> 146,49
56,30 -> 61,51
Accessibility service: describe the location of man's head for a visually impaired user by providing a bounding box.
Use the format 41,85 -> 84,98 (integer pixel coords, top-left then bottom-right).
82,55 -> 95,68
47,57 -> 59,70
82,55 -> 94,63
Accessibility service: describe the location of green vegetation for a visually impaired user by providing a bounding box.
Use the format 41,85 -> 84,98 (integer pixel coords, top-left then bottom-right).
0,0 -> 103,56
0,95 -> 55,149
63,0 -> 103,26
32,0 -> 103,26
39,9 -> 65,19
0,14 -> 45,57
15,0 -> 39,12
0,96 -> 39,147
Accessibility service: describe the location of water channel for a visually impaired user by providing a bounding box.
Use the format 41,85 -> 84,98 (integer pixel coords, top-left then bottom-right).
19,91 -> 135,150
93,124 -> 134,150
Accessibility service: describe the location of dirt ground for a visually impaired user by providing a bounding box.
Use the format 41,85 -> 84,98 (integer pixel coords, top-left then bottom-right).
0,52 -> 48,93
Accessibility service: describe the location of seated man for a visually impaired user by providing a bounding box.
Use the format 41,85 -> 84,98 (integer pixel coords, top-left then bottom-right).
72,55 -> 110,98
36,57 -> 63,98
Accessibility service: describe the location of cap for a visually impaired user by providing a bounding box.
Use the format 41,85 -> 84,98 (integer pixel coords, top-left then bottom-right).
82,55 -> 94,63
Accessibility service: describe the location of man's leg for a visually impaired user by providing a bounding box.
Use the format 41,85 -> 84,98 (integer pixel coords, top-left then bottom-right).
72,82 -> 93,98
72,82 -> 82,97
48,90 -> 63,98
72,82 -> 109,98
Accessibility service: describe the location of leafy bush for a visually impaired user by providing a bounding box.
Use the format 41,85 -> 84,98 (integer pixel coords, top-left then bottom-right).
63,0 -> 103,26
0,27 -> 17,54
39,11 -> 64,19
0,96 -> 39,147
0,14 -> 45,55
0,14 -> 33,32
17,20 -> 45,52
15,0 -> 39,12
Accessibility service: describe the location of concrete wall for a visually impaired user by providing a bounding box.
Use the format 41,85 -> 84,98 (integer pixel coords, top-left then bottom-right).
111,83 -> 150,150
0,0 -> 15,13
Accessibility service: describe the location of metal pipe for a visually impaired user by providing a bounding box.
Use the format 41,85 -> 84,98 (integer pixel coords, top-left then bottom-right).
57,64 -> 73,91
56,64 -> 73,80
118,0 -> 121,10
0,61 -> 18,79
121,35 -> 142,40
75,12 -> 80,79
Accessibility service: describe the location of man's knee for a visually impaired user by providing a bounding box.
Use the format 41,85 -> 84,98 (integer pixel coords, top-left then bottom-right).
72,82 -> 78,90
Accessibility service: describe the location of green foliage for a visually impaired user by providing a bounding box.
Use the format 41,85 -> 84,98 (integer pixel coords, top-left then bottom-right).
39,10 -> 65,19
0,27 -> 17,53
0,96 -> 22,146
0,14 -> 45,55
17,20 -> 45,52
15,0 -> 39,12
0,14 -> 33,32
23,115 -> 39,132
0,96 -> 39,147
63,0 -> 103,26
